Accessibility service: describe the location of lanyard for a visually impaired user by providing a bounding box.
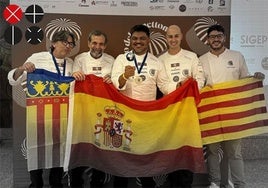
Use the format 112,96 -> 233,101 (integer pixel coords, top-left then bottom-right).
133,51 -> 148,74
51,53 -> 66,76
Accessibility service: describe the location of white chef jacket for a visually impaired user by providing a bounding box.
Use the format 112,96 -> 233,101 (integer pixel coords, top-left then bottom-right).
73,51 -> 114,77
158,49 -> 205,90
199,49 -> 249,85
111,52 -> 176,101
8,51 -> 73,86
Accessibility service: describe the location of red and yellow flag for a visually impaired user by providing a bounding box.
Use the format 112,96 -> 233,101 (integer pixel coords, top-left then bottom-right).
198,77 -> 268,145
64,75 -> 206,177
26,69 -> 74,171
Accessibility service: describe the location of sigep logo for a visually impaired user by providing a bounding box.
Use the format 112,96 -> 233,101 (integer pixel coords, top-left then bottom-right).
240,35 -> 268,47
123,21 -> 168,56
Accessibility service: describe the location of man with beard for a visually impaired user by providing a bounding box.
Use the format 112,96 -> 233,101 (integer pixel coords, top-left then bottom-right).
71,30 -> 114,188
199,24 -> 265,188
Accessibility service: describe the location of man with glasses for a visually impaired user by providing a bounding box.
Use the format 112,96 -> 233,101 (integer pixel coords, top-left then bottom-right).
8,30 -> 76,188
199,24 -> 265,188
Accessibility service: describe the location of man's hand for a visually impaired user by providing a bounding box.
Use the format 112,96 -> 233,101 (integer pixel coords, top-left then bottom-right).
254,72 -> 265,80
103,74 -> 112,84
124,65 -> 135,79
176,76 -> 191,88
20,62 -> 35,73
72,71 -> 85,81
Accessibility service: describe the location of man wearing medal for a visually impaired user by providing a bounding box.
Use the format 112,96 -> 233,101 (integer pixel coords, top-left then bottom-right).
158,25 -> 205,188
8,30 -> 76,188
111,24 -> 177,187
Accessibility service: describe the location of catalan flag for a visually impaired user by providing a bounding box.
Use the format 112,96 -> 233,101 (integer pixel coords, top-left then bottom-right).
26,69 -> 74,171
64,75 -> 206,177
198,77 -> 268,145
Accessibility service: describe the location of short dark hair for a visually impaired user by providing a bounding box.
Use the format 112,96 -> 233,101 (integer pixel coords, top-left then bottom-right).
88,30 -> 108,44
51,30 -> 76,44
130,24 -> 150,37
207,24 -> 225,36
50,30 -> 76,52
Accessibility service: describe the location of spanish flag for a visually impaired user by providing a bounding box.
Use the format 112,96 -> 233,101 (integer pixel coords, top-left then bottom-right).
26,69 -> 74,171
198,77 -> 268,145
64,75 -> 206,177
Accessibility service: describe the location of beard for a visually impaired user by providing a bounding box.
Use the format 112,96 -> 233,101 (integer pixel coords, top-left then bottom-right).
90,50 -> 102,59
210,41 -> 224,51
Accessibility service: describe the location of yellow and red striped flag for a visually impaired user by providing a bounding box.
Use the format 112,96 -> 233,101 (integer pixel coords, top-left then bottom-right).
198,77 -> 268,145
64,75 -> 206,177
26,69 -> 74,171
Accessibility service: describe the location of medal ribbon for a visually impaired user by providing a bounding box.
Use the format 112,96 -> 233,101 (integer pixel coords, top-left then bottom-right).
51,53 -> 66,76
133,51 -> 148,74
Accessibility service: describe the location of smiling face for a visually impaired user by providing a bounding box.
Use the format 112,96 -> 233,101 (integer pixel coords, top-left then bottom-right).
166,25 -> 183,54
207,30 -> 226,52
88,34 -> 106,59
130,31 -> 150,55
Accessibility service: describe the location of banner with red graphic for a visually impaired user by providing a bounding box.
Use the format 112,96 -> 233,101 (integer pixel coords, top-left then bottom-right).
198,77 -> 268,145
26,69 -> 74,171
64,75 -> 205,177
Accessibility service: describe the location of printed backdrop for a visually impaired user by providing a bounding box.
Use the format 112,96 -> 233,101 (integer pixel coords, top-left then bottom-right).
8,0 -> 232,186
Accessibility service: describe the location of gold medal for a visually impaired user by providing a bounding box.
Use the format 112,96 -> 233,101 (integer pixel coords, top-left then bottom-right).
135,76 -> 142,84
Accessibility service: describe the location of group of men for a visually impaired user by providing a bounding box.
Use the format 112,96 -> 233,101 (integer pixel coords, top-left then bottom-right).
8,23 -> 265,188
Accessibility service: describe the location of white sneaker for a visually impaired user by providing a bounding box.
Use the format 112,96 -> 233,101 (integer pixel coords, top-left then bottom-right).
208,182 -> 220,188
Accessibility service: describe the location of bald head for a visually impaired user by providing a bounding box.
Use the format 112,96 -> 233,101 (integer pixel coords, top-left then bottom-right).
166,25 -> 183,53
166,25 -> 182,35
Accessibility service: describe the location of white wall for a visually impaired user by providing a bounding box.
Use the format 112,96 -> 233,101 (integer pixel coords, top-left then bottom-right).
231,0 -> 268,86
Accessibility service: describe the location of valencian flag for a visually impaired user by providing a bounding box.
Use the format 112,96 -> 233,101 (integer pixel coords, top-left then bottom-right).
26,69 -> 74,171
64,75 -> 206,177
198,77 -> 268,145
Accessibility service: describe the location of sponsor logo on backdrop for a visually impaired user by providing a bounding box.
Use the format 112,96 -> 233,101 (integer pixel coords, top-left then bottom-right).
208,6 -> 214,12
189,7 -> 205,11
196,0 -> 203,3
169,4 -> 175,9
124,21 -> 168,56
240,34 -> 268,48
110,1 -> 117,7
121,1 -> 138,7
79,0 -> 90,7
168,0 -> 180,2
208,0 -> 213,4
149,5 -> 165,10
91,0 -> 109,6
183,0 -> 194,3
179,4 -> 186,12
150,0 -> 164,3
220,0 -> 225,6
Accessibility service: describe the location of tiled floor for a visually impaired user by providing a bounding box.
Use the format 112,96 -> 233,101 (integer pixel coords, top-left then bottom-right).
1,138 -> 268,188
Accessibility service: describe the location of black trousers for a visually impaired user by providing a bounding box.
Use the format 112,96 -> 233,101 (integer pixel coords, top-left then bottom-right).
70,166 -> 87,188
70,167 -> 106,188
169,170 -> 193,188
113,176 -> 155,188
29,167 -> 63,188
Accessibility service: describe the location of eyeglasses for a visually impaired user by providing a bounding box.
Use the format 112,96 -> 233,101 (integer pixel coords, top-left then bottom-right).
208,34 -> 224,40
62,41 -> 75,48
